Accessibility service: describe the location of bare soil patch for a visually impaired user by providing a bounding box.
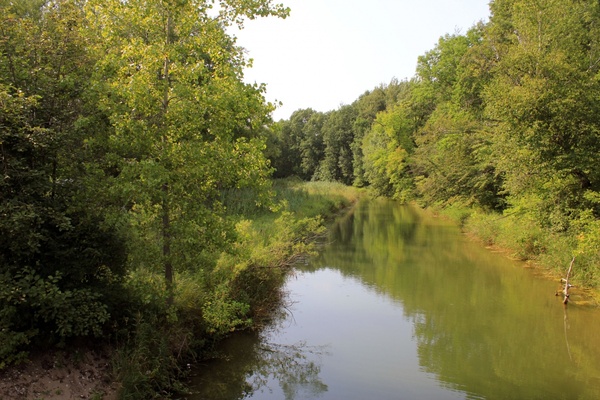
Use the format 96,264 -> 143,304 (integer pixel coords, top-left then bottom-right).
0,348 -> 118,400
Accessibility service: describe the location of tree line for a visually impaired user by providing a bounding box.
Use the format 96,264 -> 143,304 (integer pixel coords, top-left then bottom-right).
268,0 -> 600,286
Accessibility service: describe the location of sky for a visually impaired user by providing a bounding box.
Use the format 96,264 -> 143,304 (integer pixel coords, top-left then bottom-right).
231,0 -> 492,121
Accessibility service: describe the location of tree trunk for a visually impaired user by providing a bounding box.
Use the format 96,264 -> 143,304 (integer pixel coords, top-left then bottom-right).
162,182 -> 173,304
162,12 -> 174,305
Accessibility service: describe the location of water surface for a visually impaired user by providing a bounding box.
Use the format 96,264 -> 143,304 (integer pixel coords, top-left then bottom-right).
189,199 -> 600,400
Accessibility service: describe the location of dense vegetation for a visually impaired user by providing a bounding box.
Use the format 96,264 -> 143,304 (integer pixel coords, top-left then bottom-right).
2,0 -> 600,397
268,0 -> 600,291
0,0 -> 363,398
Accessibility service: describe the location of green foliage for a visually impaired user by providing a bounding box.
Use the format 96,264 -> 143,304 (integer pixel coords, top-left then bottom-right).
316,105 -> 358,185
112,314 -> 185,400
484,0 -> 600,229
570,209 -> 600,286
417,33 -> 472,103
108,180 -> 355,397
0,268 -> 111,366
3,0 -> 600,393
0,308 -> 33,369
269,109 -> 324,179
269,0 -> 600,292
201,284 -> 252,336
0,0 -> 358,397
351,85 -> 390,186
85,0 -> 283,299
362,99 -> 415,201
0,2 -> 127,367
413,103 -> 503,209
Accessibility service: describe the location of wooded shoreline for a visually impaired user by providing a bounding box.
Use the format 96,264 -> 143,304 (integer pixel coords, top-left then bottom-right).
2,0 -> 600,398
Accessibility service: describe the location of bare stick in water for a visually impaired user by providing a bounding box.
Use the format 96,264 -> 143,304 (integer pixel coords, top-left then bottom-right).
561,257 -> 575,304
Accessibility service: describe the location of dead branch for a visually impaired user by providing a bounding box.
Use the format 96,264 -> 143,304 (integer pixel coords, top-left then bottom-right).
560,257 -> 575,305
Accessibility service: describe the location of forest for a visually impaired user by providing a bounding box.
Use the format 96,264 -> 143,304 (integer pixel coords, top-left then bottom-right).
269,0 -> 600,293
1,0 -> 599,398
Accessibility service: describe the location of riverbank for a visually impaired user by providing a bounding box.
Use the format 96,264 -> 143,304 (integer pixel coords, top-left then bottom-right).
0,180 -> 363,400
432,203 -> 600,305
186,198 -> 600,399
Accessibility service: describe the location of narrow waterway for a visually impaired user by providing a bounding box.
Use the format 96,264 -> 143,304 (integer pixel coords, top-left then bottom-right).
189,199 -> 600,400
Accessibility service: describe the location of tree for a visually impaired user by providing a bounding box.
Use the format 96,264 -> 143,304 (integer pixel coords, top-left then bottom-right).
0,0 -> 127,365
409,26 -> 503,209
412,103 -> 502,209
300,111 -> 327,180
417,33 -> 472,104
86,0 -> 288,300
484,0 -> 600,229
362,99 -> 415,200
316,105 -> 357,184
351,86 -> 387,187
271,109 -> 317,178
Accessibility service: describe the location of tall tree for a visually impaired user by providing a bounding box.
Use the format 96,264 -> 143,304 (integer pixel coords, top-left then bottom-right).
86,0 -> 288,300
317,105 -> 357,184
410,26 -> 503,210
351,86 -> 387,187
299,111 -> 326,180
362,93 -> 416,200
485,0 -> 600,229
272,108 -> 316,178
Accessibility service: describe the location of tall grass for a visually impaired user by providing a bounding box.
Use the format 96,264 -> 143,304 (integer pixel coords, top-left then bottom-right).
221,178 -> 362,220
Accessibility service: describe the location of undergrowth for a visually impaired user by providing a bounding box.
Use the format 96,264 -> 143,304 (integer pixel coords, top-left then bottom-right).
111,179 -> 362,399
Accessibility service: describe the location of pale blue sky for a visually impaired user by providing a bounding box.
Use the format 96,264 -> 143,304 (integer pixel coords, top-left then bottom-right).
233,0 -> 491,121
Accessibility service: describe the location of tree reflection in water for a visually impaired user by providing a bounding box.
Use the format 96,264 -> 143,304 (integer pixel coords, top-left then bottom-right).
188,323 -> 328,400
249,341 -> 329,399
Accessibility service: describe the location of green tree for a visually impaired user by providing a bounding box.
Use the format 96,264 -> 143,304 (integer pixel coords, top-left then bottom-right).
316,105 -> 357,185
300,111 -> 327,180
412,103 -> 501,209
362,99 -> 415,200
417,33 -> 472,104
0,0 -> 127,365
86,0 -> 288,300
351,86 -> 387,187
484,0 -> 600,229
410,26 -> 503,209
271,109 -> 318,178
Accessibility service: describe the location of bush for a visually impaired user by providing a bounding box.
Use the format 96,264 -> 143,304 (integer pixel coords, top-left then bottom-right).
0,268 -> 112,368
112,314 -> 187,400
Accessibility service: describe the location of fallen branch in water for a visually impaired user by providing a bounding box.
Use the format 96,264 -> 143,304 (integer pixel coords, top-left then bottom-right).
557,257 -> 575,304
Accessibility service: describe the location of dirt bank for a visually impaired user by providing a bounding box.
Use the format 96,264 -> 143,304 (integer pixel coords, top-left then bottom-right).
0,348 -> 118,400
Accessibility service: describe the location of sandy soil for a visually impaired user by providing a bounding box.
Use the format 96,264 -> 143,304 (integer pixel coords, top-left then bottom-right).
0,348 -> 119,400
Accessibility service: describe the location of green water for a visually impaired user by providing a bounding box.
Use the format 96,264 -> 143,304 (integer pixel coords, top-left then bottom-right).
188,199 -> 600,400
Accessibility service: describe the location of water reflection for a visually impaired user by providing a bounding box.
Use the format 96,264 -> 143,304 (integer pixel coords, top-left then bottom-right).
312,199 -> 600,400
250,340 -> 328,399
189,199 -> 600,400
188,317 -> 328,400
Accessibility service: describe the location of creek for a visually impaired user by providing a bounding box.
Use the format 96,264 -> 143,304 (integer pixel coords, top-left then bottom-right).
188,199 -> 600,400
